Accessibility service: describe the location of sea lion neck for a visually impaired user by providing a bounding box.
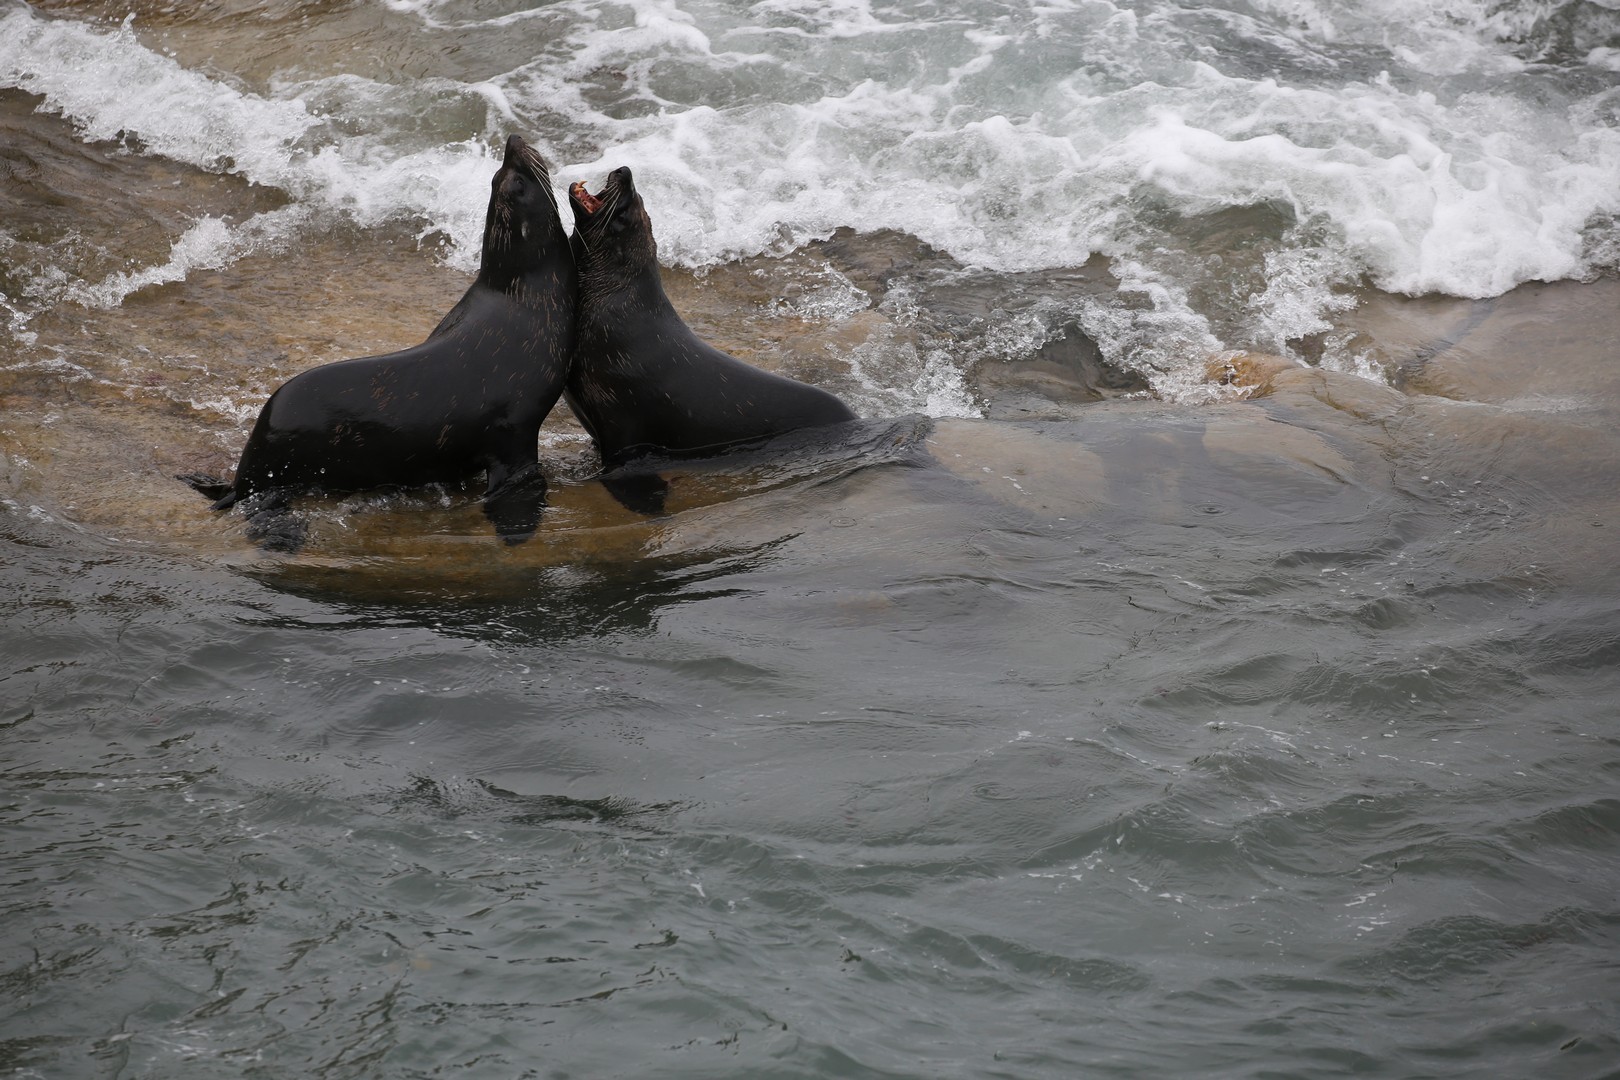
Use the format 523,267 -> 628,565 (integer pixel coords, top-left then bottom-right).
579,251 -> 674,323
577,204 -> 670,315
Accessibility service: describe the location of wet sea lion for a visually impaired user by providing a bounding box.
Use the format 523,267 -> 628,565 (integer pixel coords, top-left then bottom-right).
564,166 -> 856,492
182,134 -> 576,549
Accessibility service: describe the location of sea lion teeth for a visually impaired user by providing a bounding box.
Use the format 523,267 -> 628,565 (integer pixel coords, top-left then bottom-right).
570,182 -> 603,215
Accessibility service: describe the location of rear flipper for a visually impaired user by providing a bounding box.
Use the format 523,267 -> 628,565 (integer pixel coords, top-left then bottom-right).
483,462 -> 548,545
176,472 -> 238,508
236,490 -> 307,553
599,471 -> 669,516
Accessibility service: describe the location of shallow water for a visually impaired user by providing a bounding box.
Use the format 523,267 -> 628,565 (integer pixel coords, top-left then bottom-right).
5,1 -> 1620,1077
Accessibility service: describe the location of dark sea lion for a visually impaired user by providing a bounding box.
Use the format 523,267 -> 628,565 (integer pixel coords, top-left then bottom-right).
182,134 -> 576,549
564,166 -> 856,498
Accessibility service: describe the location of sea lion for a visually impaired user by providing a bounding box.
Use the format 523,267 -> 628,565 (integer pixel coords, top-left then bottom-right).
564,166 -> 856,490
182,134 -> 576,549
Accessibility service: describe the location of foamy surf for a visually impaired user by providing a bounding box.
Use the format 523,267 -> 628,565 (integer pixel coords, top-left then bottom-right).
0,6 -> 507,275
3,0 -> 1617,401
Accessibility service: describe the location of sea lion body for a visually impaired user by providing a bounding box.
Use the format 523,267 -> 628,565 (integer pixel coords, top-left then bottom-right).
194,134 -> 575,545
565,167 -> 855,469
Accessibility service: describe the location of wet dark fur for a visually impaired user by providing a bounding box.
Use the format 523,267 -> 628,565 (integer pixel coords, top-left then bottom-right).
565,167 -> 855,474
182,134 -> 576,548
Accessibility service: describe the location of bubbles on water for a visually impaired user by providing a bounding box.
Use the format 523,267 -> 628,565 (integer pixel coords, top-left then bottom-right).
1243,245 -> 1361,354
184,394 -> 263,427
1,292 -> 38,347
835,327 -> 981,419
770,264 -> 870,321
1067,260 -> 1225,401
978,304 -> 1060,362
0,352 -> 94,383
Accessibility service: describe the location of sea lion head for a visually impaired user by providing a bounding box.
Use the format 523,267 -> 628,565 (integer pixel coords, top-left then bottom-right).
479,134 -> 569,285
568,166 -> 657,282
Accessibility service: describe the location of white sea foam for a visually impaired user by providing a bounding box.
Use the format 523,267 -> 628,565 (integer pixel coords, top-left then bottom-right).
513,0 -> 1617,396
0,6 -> 505,276
8,2 -> 1615,297
838,329 -> 982,419
68,207 -> 309,310
0,11 -> 316,169
540,53 -> 1620,297
787,276 -> 871,322
1,291 -> 37,347
4,0 -> 1617,399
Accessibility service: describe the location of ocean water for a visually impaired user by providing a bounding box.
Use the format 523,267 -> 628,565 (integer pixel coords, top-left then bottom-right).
3,0 -> 1620,1076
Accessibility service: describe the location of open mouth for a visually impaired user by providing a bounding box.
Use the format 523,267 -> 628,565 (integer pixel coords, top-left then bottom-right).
569,181 -> 604,216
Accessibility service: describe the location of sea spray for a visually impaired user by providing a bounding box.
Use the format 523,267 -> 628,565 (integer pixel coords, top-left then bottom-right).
3,0 -> 1617,399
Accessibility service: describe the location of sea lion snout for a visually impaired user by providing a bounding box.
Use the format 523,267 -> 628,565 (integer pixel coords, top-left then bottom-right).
499,133 -> 551,185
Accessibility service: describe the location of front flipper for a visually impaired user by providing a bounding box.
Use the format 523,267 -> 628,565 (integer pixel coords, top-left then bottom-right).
240,490 -> 307,554
483,461 -> 548,545
599,471 -> 670,516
